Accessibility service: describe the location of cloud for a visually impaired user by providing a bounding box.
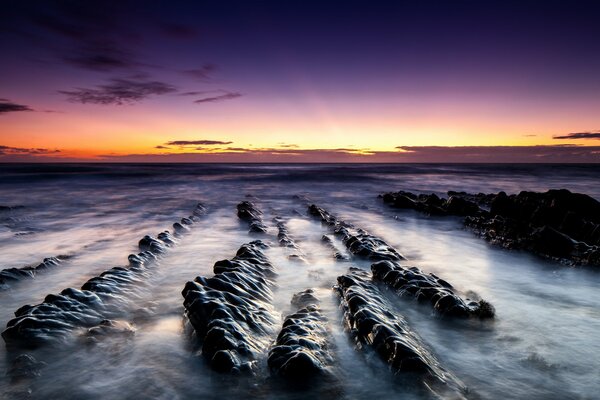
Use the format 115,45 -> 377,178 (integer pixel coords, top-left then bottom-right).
0,145 -> 60,155
183,64 -> 217,81
194,91 -> 242,104
59,78 -> 177,105
0,99 -> 34,114
155,145 -> 170,149
93,145 -> 600,163
553,131 -> 600,140
166,140 -> 233,146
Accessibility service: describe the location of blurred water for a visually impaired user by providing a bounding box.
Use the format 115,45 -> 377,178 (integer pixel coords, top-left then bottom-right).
0,163 -> 599,399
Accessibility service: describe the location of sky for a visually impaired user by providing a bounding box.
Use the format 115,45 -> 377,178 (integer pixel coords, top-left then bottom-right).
1,0 -> 600,162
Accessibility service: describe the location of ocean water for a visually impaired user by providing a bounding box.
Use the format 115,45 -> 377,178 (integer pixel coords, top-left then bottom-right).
0,163 -> 599,400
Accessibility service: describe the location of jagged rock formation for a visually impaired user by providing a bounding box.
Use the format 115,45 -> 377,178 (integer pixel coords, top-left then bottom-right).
237,201 -> 268,234
372,261 -> 494,319
308,205 -> 404,261
382,189 -> 600,265
320,235 -> 349,261
275,218 -> 307,262
182,241 -> 277,373
268,289 -> 332,381
309,204 -> 493,318
336,268 -> 466,397
1,203 -> 206,348
1,257 -> 68,290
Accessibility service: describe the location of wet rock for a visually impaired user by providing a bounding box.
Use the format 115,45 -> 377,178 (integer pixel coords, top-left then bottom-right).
335,268 -> 465,396
0,257 -> 66,289
182,241 -> 277,373
268,293 -> 332,381
86,319 -> 136,338
275,218 -> 307,262
237,201 -> 268,234
381,191 -> 481,217
321,235 -> 349,261
2,203 -> 205,348
309,204 -> 494,317
371,260 -> 494,319
384,189 -> 600,266
291,288 -> 320,308
7,354 -> 46,382
308,205 -> 405,261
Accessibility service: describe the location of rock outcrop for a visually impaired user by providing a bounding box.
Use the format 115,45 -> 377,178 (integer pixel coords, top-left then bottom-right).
182,241 -> 277,373
335,268 -> 465,397
237,201 -> 268,234
382,189 -> 600,265
268,289 -> 332,381
2,203 -> 207,347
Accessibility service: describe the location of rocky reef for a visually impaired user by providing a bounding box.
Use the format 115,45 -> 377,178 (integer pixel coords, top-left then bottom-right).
308,204 -> 492,317
308,205 -> 405,261
335,268 -> 465,397
0,256 -> 68,290
382,189 -> 600,265
275,218 -> 307,262
182,241 -> 277,373
372,261 -> 494,319
2,203 -> 207,348
268,289 -> 333,381
320,235 -> 350,261
237,201 -> 268,234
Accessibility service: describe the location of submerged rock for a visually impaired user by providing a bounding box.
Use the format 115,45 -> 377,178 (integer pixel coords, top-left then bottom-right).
2,203 -> 206,348
0,257 -> 67,290
308,204 -> 492,318
275,218 -> 307,262
7,354 -> 46,382
237,201 -> 268,234
308,205 -> 405,261
383,189 -> 600,265
182,241 -> 277,373
371,260 -> 494,319
335,268 -> 466,397
268,291 -> 332,381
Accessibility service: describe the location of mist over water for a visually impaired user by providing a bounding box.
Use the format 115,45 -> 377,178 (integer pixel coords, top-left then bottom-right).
1,163 -> 599,399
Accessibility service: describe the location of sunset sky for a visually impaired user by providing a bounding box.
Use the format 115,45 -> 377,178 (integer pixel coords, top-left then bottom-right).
1,0 -> 600,162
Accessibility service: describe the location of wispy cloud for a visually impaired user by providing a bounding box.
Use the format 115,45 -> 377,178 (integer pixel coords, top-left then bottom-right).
183,64 -> 218,81
553,131 -> 600,140
59,78 -> 177,105
166,140 -> 233,146
194,91 -> 242,104
92,145 -> 600,163
0,145 -> 60,155
0,99 -> 34,114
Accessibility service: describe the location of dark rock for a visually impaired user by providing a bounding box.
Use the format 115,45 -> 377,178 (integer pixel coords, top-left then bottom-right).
0,257 -> 64,289
2,203 -> 205,347
335,268 -> 465,396
371,260 -> 494,319
308,205 -> 405,261
182,241 -> 276,374
237,201 -> 268,234
268,293 -> 332,381
384,189 -> 600,266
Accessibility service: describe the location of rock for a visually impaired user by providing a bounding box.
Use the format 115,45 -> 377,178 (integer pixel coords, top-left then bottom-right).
371,260 -> 494,319
2,203 -> 205,347
182,241 -> 276,374
268,294 -> 332,381
237,201 -> 268,234
308,205 -> 405,261
335,268 -> 465,396
383,189 -> 600,266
